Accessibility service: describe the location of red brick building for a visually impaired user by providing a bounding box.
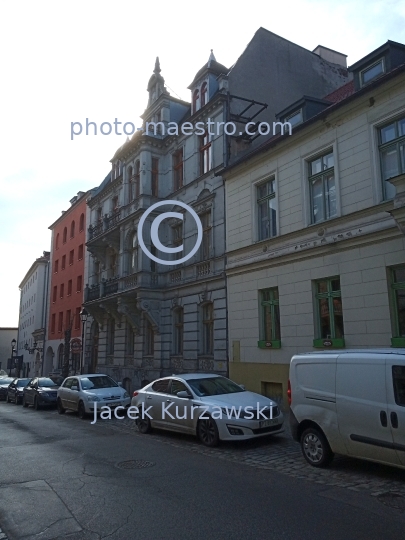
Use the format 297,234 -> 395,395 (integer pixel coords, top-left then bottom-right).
43,191 -> 89,375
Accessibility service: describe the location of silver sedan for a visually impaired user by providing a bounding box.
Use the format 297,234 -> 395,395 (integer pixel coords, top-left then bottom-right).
131,373 -> 284,446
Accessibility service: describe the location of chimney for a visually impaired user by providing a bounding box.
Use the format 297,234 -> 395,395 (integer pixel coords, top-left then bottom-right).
313,45 -> 347,68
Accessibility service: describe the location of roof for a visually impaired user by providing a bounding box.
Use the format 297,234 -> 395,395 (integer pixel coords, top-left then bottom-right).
321,80 -> 355,103
187,59 -> 229,89
294,349 -> 405,356
349,39 -> 405,71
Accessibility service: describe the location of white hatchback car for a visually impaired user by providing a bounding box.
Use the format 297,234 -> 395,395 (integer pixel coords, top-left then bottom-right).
57,374 -> 130,418
132,373 -> 284,446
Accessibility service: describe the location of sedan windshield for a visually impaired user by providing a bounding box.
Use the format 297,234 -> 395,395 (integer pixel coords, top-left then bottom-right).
187,377 -> 244,397
80,376 -> 118,390
38,378 -> 58,387
0,378 -> 14,385
17,379 -> 31,387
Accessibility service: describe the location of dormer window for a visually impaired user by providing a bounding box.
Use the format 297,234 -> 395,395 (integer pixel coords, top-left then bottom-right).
192,89 -> 199,114
200,82 -> 207,107
360,58 -> 384,86
285,109 -> 303,127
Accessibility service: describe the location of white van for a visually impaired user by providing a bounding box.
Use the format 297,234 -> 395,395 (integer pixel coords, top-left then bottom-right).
289,349 -> 405,469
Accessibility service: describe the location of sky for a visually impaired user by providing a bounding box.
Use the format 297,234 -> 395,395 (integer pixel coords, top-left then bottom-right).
0,0 -> 404,327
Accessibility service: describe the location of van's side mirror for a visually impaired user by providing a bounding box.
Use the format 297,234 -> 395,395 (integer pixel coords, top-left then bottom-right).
71,385 -> 78,392
177,391 -> 192,399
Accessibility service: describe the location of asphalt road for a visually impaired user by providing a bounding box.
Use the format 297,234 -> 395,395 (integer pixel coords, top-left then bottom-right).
0,402 -> 404,540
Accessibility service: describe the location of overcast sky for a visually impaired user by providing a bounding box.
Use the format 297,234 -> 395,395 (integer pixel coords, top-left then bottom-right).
0,0 -> 404,327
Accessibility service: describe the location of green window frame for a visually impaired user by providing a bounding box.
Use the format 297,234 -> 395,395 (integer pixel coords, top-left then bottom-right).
258,288 -> 281,349
378,115 -> 405,200
389,265 -> 405,347
308,150 -> 336,224
313,277 -> 345,348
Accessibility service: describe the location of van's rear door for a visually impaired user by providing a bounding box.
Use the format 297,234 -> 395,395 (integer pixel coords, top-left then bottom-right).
336,353 -> 400,466
385,359 -> 405,466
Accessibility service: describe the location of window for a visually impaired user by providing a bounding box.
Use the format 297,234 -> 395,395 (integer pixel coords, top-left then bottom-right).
62,255 -> 66,270
378,115 -> 405,199
173,148 -> 184,191
150,245 -> 157,273
314,277 -> 344,347
360,58 -> 384,86
75,307 -> 80,329
58,312 -> 63,332
94,261 -> 101,284
70,221 -> 75,238
151,158 -> 159,197
170,379 -> 189,395
259,288 -> 281,347
389,266 -> 405,346
107,319 -> 115,355
392,366 -> 405,406
172,221 -> 183,261
79,213 -> 85,231
257,178 -> 277,240
151,379 -> 169,393
308,150 -> 336,224
130,234 -> 138,273
173,308 -> 184,355
126,324 -> 134,355
200,82 -> 207,108
54,260 -> 59,273
130,161 -> 140,201
202,303 -> 214,355
192,88 -> 199,113
77,275 -> 82,292
66,309 -> 71,327
69,250 -> 74,265
63,227 -> 67,243
285,109 -> 303,127
60,283 -> 64,298
51,314 -> 56,333
112,196 -> 119,211
199,131 -> 212,175
97,208 -> 103,222
200,211 -> 212,260
52,286 -> 57,303
68,280 -> 72,296
145,319 -> 154,356
78,244 -> 84,260
56,234 -> 60,250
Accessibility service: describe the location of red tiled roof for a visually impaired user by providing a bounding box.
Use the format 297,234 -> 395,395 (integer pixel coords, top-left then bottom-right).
323,80 -> 355,103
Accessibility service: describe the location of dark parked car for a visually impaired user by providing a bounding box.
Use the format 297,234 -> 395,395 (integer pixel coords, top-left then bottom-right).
0,378 -> 15,400
6,378 -> 32,404
23,377 -> 60,409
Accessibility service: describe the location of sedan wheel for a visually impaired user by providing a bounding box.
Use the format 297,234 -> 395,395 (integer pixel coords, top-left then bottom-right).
23,396 -> 29,408
197,416 -> 220,447
78,401 -> 86,419
136,417 -> 152,434
57,398 -> 66,414
34,397 -> 40,411
300,427 -> 333,467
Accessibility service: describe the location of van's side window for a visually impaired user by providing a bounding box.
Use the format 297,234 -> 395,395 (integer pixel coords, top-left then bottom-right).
392,365 -> 405,406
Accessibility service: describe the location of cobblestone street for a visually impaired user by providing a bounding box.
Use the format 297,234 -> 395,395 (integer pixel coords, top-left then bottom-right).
97,414 -> 405,503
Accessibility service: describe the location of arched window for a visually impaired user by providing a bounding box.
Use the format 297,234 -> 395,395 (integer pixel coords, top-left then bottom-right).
192,88 -> 199,113
200,82 -> 207,107
79,213 -> 85,231
55,233 -> 60,250
70,220 -> 75,238
63,227 -> 67,244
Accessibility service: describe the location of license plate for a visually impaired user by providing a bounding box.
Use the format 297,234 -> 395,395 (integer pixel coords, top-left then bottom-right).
260,418 -> 279,428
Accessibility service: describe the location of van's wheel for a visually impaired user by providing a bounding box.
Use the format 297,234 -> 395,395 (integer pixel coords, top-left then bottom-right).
57,399 -> 66,414
300,427 -> 333,467
78,401 -> 86,419
136,417 -> 151,434
197,415 -> 220,447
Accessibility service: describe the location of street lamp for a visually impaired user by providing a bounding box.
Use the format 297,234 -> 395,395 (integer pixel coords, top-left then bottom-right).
10,339 -> 16,376
80,307 -> 88,374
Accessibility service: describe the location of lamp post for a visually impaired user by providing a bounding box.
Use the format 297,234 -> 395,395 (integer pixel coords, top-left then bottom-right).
80,307 -> 88,374
10,339 -> 16,376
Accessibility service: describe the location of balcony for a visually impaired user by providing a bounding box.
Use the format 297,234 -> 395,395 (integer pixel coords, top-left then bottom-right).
87,283 -> 100,301
196,261 -> 211,277
84,272 -> 161,302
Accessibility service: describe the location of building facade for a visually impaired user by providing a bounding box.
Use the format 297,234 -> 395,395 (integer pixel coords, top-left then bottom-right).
223,41 -> 405,409
44,191 -> 90,376
16,252 -> 50,376
83,29 -> 350,394
0,328 -> 18,373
